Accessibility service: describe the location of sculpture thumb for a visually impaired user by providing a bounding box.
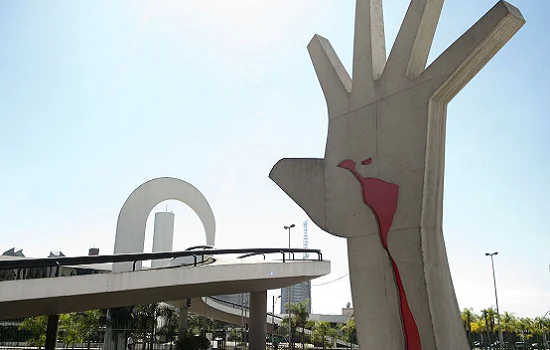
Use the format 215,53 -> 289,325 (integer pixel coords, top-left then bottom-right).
269,158 -> 327,227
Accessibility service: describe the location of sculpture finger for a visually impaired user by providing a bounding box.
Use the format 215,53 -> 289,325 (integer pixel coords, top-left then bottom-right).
350,0 -> 386,108
308,35 -> 352,118
269,158 -> 327,228
383,0 -> 444,81
422,1 -> 525,102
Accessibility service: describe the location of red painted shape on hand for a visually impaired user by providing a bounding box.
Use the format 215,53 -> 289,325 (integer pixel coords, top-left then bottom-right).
361,158 -> 373,165
337,159 -> 422,350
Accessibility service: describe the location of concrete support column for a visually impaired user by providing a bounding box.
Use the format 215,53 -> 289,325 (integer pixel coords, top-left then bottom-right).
179,304 -> 189,336
249,290 -> 267,350
44,315 -> 59,350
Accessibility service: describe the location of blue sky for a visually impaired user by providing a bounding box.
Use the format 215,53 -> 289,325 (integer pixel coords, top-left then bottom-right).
1,0 -> 549,317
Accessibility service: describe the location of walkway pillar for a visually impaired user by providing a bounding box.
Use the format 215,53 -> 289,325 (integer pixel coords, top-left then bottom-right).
249,290 -> 267,350
44,315 -> 59,350
179,302 -> 189,336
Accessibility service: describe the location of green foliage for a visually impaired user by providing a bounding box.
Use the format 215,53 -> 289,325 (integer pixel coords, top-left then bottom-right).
340,316 -> 357,344
227,328 -> 242,342
284,299 -> 311,349
312,322 -> 338,350
175,329 -> 211,350
461,307 -> 550,348
19,316 -> 48,347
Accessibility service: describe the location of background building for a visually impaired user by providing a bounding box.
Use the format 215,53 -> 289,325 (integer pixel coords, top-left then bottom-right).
281,280 -> 311,313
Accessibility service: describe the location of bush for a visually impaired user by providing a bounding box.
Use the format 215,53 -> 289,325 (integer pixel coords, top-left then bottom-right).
175,330 -> 211,350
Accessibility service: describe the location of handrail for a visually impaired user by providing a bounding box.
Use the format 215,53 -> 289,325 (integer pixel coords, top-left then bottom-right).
0,248 -> 323,271
237,252 -> 266,260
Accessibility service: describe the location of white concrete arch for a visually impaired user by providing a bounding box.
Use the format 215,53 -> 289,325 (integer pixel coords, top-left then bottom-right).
112,177 -> 216,272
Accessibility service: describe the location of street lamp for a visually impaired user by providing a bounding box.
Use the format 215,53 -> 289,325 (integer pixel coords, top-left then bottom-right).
272,295 -> 281,333
486,252 -> 503,349
283,224 -> 295,349
284,224 -> 295,251
542,311 -> 550,349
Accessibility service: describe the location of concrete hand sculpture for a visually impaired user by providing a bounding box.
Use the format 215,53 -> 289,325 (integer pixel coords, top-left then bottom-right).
269,1 -> 524,349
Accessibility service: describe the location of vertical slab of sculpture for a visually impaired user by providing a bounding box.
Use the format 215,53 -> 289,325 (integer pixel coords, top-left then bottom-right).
269,1 -> 525,349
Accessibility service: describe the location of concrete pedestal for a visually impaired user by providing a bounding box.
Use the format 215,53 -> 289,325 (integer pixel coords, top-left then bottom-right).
249,291 -> 267,350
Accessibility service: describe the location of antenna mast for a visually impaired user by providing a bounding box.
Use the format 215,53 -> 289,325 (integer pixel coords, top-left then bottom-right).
303,220 -> 309,259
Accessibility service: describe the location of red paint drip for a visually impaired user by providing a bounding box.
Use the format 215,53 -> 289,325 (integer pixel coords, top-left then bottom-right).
338,159 -> 422,350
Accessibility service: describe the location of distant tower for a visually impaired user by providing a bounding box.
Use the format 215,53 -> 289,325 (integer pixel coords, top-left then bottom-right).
303,220 -> 309,259
281,220 -> 312,314
151,211 -> 175,268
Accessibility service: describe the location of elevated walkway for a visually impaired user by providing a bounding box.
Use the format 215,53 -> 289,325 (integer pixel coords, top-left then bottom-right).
0,249 -> 329,320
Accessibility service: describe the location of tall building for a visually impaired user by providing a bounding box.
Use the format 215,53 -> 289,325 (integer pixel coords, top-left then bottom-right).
281,281 -> 311,313
151,211 -> 175,268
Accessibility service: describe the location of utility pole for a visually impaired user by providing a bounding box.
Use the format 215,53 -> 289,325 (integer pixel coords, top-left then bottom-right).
486,252 -> 503,350
284,224 -> 295,349
273,295 -> 281,336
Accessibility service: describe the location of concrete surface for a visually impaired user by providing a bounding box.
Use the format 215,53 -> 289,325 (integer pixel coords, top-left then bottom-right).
0,259 -> 329,320
113,177 -> 216,272
269,1 -> 525,349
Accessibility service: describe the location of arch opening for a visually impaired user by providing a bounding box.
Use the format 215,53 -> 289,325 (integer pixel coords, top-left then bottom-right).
112,177 -> 216,272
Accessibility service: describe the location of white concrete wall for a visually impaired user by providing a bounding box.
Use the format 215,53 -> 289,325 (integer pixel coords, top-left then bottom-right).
112,177 -> 216,272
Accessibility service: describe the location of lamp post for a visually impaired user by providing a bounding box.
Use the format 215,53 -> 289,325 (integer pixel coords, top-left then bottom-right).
273,295 -> 281,334
486,252 -> 503,349
283,224 -> 295,349
542,311 -> 550,349
284,224 -> 295,254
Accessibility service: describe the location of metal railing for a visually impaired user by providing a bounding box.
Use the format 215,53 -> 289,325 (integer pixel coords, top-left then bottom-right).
0,248 -> 323,281
205,297 -> 358,348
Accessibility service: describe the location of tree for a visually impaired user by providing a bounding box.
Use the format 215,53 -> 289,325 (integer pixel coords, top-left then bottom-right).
59,314 -> 84,347
227,328 -> 242,342
175,328 -> 210,350
134,303 -> 176,350
156,307 -> 179,348
481,308 -> 498,344
501,312 -> 518,344
81,310 -> 102,346
470,318 -> 486,345
312,322 -> 338,350
341,316 -> 357,344
287,300 -> 311,349
19,316 -> 48,348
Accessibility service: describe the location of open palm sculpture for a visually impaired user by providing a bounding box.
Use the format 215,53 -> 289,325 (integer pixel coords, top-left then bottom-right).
269,1 -> 524,349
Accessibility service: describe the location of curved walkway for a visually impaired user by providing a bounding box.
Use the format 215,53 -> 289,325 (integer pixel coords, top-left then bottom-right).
0,257 -> 329,320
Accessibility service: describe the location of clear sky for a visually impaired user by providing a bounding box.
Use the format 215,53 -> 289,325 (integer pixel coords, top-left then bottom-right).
1,0 -> 549,318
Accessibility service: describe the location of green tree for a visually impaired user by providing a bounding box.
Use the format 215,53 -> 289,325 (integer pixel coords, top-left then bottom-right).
481,308 -> 498,344
532,317 -> 548,345
312,322 -> 338,350
175,328 -> 210,350
134,303 -> 176,350
501,312 -> 518,344
227,328 -> 242,342
157,307 -> 179,348
461,308 -> 474,342
341,316 -> 357,344
19,316 -> 48,348
287,299 -> 311,349
59,314 -> 84,347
